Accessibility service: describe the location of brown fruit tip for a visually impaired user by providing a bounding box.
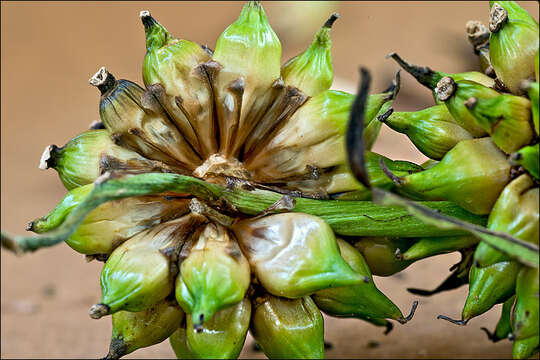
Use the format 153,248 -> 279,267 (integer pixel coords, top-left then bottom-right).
489,3 -> 508,33
466,20 -> 489,47
435,76 -> 456,101
39,145 -> 58,170
89,303 -> 110,319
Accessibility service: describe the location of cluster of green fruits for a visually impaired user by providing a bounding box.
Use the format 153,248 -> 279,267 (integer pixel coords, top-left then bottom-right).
2,1 -> 538,359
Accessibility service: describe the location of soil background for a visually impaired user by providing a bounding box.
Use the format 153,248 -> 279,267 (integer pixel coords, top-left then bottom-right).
2,1 -> 539,359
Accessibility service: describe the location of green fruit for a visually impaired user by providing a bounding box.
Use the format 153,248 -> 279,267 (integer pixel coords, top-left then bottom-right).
489,1 -> 539,94
402,236 -> 478,262
232,213 -> 367,298
312,239 -> 406,322
465,94 -> 533,154
250,294 -> 325,359
31,183 -> 190,255
510,144 -> 539,180
388,52 -> 497,136
384,138 -> 511,215
246,78 -> 399,182
212,1 -> 282,157
288,151 -> 422,200
141,11 -> 215,157
474,174 -> 539,267
512,266 -> 539,359
92,215 -> 200,317
39,130 -> 145,190
169,325 -> 195,359
380,104 -> 473,160
462,261 -> 520,321
521,80 -> 539,135
105,301 -> 184,359
175,223 -> 250,326
480,295 -> 514,342
512,335 -> 540,359
184,298 -> 251,359
353,237 -> 413,277
281,13 -> 337,96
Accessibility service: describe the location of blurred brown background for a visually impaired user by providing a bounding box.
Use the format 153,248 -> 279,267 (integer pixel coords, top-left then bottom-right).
2,1 -> 539,359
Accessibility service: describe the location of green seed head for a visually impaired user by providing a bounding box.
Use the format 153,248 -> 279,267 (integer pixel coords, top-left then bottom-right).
382,104 -> 473,160
107,301 -> 184,359
175,223 -> 250,325
281,13 -> 338,96
250,294 -> 325,359
313,238 -> 404,321
184,298 -> 251,358
489,1 -> 539,94
465,94 -> 533,154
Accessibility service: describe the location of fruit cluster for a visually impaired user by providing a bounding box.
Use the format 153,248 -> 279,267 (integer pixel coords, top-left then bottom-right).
2,1 -> 538,359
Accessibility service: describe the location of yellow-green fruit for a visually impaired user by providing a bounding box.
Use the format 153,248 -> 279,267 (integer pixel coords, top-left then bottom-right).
245,89 -> 353,182
106,301 -> 184,359
388,52 -> 496,136
212,1 -> 282,157
175,223 -> 250,325
512,266 -> 540,359
94,216 -> 198,317
39,129 -> 145,190
169,326 -> 194,359
402,236 -> 478,262
353,237 -> 413,276
233,213 -> 366,298
287,151 -> 423,200
281,13 -> 336,96
511,143 -> 539,180
250,294 -> 325,359
186,298 -> 251,359
312,239 -> 405,322
462,261 -> 520,321
489,1 -> 539,94
141,11 -> 216,157
390,138 -> 511,215
381,104 -> 473,160
31,183 -> 190,255
522,80 -> 539,135
465,94 -> 533,154
246,85 -> 397,182
474,174 -> 539,267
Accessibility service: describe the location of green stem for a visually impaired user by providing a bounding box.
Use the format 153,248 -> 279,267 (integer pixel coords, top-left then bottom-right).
2,172 -> 485,254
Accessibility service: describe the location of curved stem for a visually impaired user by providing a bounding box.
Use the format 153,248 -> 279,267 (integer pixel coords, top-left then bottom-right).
0,172 -> 488,255
437,314 -> 469,326
398,301 -> 419,324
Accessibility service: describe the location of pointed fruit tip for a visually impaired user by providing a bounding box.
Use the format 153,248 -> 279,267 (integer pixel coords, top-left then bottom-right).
89,303 -> 110,319
377,108 -> 394,123
466,20 -> 489,47
437,314 -> 469,326
398,301 -> 419,324
324,13 -> 340,28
